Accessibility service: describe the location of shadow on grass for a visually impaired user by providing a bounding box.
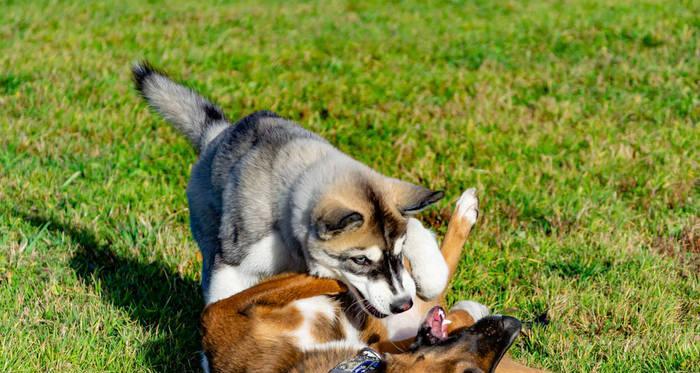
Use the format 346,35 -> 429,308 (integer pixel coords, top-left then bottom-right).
17,210 -> 202,372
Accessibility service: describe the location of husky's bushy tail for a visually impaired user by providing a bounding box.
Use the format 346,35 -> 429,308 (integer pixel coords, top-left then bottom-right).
132,62 -> 229,153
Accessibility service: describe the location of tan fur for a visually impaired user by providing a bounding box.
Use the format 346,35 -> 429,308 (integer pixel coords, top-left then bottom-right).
384,348 -> 497,373
311,311 -> 346,343
315,179 -> 407,253
445,309 -> 477,334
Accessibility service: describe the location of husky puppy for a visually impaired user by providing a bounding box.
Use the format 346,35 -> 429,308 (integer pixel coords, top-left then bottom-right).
133,63 -> 448,315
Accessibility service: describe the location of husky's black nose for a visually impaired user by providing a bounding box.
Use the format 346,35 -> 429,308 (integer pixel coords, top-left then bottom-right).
390,298 -> 413,314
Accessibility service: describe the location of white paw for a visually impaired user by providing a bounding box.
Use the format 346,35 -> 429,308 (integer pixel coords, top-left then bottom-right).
403,218 -> 448,300
452,300 -> 490,322
455,188 -> 479,225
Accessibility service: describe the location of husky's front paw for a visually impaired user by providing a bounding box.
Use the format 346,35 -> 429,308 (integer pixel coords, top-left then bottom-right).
403,218 -> 449,300
452,300 -> 490,322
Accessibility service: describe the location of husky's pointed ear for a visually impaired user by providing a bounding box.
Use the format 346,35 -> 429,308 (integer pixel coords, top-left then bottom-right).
315,208 -> 364,240
392,180 -> 444,215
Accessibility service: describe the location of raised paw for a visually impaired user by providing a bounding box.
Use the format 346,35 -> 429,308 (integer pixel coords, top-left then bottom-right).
451,300 -> 490,322
455,188 -> 479,225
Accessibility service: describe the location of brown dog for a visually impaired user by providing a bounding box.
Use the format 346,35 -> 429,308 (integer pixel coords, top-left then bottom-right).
201,190 -> 545,372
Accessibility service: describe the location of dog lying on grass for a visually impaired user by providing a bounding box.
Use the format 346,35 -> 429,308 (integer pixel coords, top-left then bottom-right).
201,190 -> 545,372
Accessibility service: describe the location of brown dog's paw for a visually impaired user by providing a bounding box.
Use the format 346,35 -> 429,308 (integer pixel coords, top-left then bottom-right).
454,188 -> 479,231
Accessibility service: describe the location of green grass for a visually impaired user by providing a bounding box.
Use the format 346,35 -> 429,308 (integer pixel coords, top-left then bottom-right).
1,0 -> 698,371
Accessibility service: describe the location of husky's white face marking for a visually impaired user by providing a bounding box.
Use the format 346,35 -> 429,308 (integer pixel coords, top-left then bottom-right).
307,218 -> 451,316
344,246 -> 382,262
308,242 -> 417,317
393,235 -> 406,255
303,178 -> 447,317
342,266 -> 417,317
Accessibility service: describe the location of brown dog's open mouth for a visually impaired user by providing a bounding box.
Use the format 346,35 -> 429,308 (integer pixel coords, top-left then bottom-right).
417,306 -> 450,345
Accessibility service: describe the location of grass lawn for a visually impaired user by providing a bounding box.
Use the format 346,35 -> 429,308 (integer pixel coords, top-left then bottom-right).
1,0 -> 698,371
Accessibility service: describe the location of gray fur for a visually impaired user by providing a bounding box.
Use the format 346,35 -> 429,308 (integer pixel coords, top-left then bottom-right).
132,63 -> 444,305
133,62 -> 229,153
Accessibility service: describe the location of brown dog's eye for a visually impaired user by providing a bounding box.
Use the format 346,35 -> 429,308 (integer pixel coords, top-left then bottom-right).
351,256 -> 370,265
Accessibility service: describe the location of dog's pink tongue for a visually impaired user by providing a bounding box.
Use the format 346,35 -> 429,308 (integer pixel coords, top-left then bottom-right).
426,306 -> 448,340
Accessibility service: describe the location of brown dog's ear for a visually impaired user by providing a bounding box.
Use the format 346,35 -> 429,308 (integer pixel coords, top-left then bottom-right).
467,316 -> 521,373
315,208 -> 364,240
391,179 -> 444,215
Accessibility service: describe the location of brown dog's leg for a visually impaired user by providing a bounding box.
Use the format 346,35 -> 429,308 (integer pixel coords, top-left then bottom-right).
442,188 -> 479,281
204,273 -> 346,316
440,188 -> 479,299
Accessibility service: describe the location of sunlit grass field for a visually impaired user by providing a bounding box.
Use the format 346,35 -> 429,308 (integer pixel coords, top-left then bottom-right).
1,0 -> 698,371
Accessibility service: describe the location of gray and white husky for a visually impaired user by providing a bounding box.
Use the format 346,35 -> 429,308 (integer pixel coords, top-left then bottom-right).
133,62 -> 449,317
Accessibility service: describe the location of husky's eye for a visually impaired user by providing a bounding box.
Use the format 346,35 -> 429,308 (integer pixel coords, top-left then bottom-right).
350,256 -> 370,265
